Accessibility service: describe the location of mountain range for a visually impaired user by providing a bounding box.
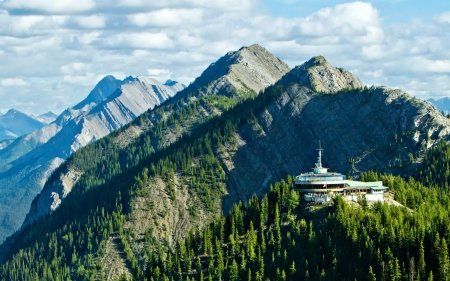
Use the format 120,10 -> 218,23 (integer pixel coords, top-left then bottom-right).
1,44 -> 450,280
0,76 -> 185,242
0,109 -> 56,142
428,97 -> 450,115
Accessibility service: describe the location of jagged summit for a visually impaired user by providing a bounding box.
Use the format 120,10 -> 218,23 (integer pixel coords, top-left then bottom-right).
300,56 -> 330,69
5,108 -> 26,116
279,55 -> 365,93
187,44 -> 290,98
73,75 -> 124,110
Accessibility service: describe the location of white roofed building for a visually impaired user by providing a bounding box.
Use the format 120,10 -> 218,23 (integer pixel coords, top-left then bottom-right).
294,142 -> 388,203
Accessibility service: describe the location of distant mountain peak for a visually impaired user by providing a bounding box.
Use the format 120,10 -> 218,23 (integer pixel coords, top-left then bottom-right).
0,108 -> 47,141
5,108 -> 27,116
427,97 -> 450,114
164,79 -> 179,86
34,111 -> 58,124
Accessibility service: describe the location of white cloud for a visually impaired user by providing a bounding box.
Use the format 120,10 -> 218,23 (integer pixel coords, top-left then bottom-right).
116,0 -> 256,11
147,68 -> 172,81
103,32 -> 174,49
73,15 -> 106,29
61,63 -> 91,75
128,9 -> 203,27
1,78 -> 28,86
1,0 -> 96,14
435,12 -> 450,24
0,1 -> 450,114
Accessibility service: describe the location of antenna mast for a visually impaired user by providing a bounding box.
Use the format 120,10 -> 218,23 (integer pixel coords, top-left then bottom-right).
316,141 -> 324,169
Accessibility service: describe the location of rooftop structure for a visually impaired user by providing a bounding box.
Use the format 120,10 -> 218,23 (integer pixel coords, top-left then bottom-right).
294,142 -> 388,203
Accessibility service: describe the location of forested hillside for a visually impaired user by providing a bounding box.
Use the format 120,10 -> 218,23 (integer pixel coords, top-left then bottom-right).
144,171 -> 450,281
22,44 -> 289,229
2,46 -> 450,281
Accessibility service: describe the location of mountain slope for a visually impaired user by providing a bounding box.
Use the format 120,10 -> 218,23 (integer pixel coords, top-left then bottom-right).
142,171 -> 449,281
2,50 -> 450,281
22,44 -> 290,230
0,76 -> 185,242
0,109 -> 47,141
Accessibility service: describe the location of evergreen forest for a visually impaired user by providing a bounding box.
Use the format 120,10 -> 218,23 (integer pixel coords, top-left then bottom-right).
2,81 -> 450,281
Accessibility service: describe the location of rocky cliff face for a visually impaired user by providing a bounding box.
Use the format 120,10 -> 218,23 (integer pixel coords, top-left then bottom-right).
0,76 -> 185,242
185,44 -> 290,98
221,84 -> 450,209
279,56 -> 365,93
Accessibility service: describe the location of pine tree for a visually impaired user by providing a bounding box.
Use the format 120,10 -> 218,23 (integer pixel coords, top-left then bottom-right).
438,238 -> 450,281
368,266 -> 376,281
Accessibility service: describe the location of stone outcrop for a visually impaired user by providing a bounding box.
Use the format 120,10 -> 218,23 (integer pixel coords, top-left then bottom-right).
279,56 -> 365,93
221,82 -> 450,209
186,44 -> 290,98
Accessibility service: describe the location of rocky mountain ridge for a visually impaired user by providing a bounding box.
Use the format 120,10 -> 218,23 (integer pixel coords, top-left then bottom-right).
279,55 -> 365,92
0,76 -> 185,242
23,44 -> 291,233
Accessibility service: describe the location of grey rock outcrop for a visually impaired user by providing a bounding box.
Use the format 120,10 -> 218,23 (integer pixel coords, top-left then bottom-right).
186,44 -> 290,98
279,56 -> 365,93
221,82 -> 450,210
0,76 -> 185,242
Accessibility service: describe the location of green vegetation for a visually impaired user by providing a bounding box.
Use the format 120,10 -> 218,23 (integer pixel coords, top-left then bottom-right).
146,170 -> 450,281
0,84 -> 286,281
415,141 -> 450,189
3,79 -> 450,281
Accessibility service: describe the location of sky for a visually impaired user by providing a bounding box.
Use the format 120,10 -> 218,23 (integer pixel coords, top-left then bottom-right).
0,0 -> 449,115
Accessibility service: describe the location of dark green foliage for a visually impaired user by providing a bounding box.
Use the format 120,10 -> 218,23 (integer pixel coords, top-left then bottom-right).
0,83 -> 287,281
145,173 -> 450,281
415,141 -> 450,189
3,80 -> 450,281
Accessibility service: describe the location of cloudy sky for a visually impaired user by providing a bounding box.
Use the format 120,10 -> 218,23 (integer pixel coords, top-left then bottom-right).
0,0 -> 449,115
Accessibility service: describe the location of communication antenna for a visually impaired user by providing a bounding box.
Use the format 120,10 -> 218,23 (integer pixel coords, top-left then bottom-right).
316,140 -> 324,169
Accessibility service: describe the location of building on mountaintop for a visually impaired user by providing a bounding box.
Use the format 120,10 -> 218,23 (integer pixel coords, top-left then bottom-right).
294,142 -> 388,203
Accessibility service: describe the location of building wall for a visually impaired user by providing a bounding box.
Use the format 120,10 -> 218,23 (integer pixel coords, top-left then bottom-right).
365,193 -> 384,202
